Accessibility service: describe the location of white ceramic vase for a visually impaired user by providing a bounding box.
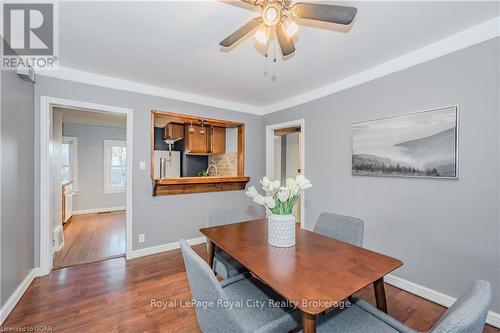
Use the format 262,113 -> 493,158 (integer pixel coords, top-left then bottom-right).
267,214 -> 296,247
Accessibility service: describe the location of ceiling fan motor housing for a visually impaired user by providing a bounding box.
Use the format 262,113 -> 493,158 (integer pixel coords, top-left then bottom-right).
262,2 -> 282,26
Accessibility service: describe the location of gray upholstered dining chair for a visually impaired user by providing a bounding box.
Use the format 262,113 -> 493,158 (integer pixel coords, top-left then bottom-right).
180,239 -> 299,333
313,212 -> 364,247
301,280 -> 491,333
209,209 -> 249,279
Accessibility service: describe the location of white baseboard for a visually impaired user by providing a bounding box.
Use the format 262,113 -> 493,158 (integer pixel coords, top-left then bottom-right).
0,268 -> 40,325
72,206 -> 125,215
385,274 -> 500,328
127,236 -> 206,260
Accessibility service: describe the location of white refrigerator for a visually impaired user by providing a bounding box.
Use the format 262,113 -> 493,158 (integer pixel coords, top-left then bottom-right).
154,150 -> 181,179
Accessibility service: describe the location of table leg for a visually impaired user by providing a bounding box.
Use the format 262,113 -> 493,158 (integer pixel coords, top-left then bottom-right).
373,277 -> 388,313
206,239 -> 215,270
302,312 -> 317,333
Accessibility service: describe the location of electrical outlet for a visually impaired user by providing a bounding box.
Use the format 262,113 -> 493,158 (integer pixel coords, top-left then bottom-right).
138,234 -> 145,243
139,161 -> 146,170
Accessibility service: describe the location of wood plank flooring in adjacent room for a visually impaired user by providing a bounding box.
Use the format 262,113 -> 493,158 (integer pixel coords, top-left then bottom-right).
53,210 -> 125,268
5,244 -> 498,332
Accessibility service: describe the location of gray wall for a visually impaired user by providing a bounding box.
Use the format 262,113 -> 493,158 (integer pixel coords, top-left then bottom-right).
63,123 -> 126,211
1,69 -> 35,305
34,78 -> 266,261
264,38 -> 500,312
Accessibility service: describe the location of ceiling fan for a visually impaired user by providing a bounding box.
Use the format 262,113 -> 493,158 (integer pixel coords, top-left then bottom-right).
219,0 -> 357,56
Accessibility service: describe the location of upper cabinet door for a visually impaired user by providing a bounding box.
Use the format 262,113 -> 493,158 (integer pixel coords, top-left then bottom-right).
209,126 -> 226,154
163,123 -> 184,141
185,124 -> 208,154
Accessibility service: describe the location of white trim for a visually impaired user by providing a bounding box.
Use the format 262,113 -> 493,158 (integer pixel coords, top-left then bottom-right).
103,139 -> 127,193
385,274 -> 500,329
0,268 -> 40,325
128,236 -> 207,260
261,16 -> 500,114
265,119 -> 306,230
102,189 -> 125,194
40,96 -> 133,275
488,312 -> 500,330
72,206 -> 125,215
40,98 -> 51,276
62,136 -> 78,191
38,66 -> 261,115
37,17 -> 500,116
52,225 -> 64,253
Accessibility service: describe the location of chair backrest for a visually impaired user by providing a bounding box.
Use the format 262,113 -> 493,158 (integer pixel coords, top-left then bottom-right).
313,212 -> 364,246
430,280 -> 491,333
179,239 -> 241,333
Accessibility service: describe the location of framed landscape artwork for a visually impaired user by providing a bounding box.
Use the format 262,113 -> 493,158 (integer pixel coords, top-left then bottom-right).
352,106 -> 459,179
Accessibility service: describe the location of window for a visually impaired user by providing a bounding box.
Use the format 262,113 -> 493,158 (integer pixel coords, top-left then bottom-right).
62,137 -> 78,189
104,140 -> 127,193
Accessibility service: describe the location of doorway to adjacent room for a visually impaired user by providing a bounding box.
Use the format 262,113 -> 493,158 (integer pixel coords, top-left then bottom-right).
266,120 -> 305,228
40,97 -> 133,274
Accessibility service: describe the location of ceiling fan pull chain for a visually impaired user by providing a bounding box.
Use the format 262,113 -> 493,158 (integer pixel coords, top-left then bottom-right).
273,37 -> 277,63
272,41 -> 277,82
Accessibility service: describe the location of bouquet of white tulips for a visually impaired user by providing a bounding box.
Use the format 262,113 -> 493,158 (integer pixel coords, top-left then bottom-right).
246,175 -> 312,215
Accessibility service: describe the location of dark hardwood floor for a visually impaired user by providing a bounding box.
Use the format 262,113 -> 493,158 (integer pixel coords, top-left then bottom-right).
3,244 -> 498,332
53,211 -> 125,268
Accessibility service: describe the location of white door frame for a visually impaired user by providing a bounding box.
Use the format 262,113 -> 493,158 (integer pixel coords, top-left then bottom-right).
39,96 -> 133,276
265,119 -> 306,229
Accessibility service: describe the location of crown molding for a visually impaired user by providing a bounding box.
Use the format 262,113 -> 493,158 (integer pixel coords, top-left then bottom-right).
37,16 -> 499,116
37,66 -> 263,115
261,16 -> 500,115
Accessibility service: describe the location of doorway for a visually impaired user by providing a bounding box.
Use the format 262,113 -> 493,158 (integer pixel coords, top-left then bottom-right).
53,108 -> 127,268
266,120 -> 305,229
40,97 -> 133,275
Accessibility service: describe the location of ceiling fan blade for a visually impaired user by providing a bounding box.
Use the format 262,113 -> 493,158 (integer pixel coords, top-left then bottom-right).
292,3 -> 357,25
219,17 -> 263,47
276,24 -> 295,57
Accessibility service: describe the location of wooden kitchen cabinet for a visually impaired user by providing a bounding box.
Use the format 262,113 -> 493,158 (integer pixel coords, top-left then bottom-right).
163,123 -> 184,141
209,126 -> 226,154
185,125 -> 226,155
185,124 -> 208,154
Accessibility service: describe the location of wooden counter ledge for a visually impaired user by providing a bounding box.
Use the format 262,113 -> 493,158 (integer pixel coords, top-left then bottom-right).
153,176 -> 250,196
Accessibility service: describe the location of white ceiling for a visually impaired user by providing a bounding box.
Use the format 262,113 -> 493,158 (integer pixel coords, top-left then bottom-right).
58,1 -> 499,108
58,108 -> 127,128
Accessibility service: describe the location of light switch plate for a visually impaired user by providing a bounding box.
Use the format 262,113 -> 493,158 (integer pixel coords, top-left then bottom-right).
139,161 -> 146,170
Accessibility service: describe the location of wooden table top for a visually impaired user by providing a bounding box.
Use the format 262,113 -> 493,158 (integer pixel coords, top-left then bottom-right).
200,219 -> 403,315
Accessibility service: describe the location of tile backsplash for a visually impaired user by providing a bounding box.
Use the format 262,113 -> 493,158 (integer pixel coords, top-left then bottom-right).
208,153 -> 237,176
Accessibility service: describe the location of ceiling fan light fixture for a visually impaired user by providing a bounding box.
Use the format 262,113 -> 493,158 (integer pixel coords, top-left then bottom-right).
262,3 -> 281,26
254,24 -> 269,44
219,1 -> 357,56
283,15 -> 299,39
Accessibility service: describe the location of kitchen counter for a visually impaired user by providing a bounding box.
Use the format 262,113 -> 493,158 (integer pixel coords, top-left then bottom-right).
152,176 -> 250,196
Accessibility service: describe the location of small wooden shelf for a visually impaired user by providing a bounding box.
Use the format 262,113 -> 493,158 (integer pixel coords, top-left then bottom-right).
153,176 -> 250,196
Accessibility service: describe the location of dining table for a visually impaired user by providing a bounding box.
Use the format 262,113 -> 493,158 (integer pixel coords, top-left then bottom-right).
199,219 -> 403,333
